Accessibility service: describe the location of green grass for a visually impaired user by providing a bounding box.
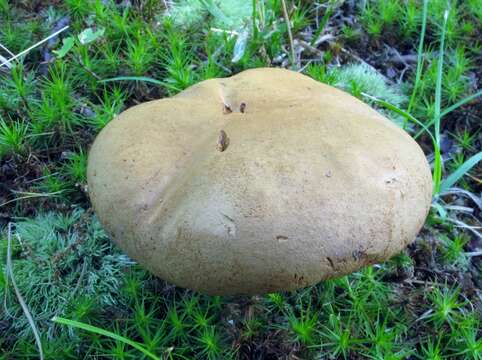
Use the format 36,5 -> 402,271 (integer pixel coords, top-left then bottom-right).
53,317 -> 161,360
362,0 -> 481,196
1,1 -> 480,359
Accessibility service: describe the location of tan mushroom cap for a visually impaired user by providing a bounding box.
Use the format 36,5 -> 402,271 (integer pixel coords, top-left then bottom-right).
87,67 -> 432,295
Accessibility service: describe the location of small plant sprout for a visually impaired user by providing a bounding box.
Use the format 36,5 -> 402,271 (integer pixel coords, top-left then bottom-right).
317,313 -> 362,358
423,286 -> 466,328
286,300 -> 318,345
63,149 -> 88,185
166,304 -> 190,341
440,234 -> 469,268
451,128 -> 479,151
417,337 -> 443,360
265,292 -> 286,312
197,325 -> 224,360
0,116 -> 29,158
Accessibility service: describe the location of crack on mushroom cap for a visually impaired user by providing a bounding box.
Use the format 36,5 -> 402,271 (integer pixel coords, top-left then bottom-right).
326,257 -> 335,269
221,213 -> 236,237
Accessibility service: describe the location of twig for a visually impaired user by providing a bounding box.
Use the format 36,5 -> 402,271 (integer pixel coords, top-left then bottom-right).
0,25 -> 69,68
313,33 -> 335,47
210,27 -> 239,36
280,0 -> 296,69
295,39 -> 324,57
6,223 -> 44,360
0,54 -> 11,69
466,251 -> 482,257
76,55 -> 101,80
0,190 -> 64,208
0,42 -> 15,57
23,172 -> 61,185
297,59 -> 314,73
403,278 -> 442,287
0,42 -> 14,68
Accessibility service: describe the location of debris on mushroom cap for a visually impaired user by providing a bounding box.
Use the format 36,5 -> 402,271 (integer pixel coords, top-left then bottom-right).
87,68 -> 432,296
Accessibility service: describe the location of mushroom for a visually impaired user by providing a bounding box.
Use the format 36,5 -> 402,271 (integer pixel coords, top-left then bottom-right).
87,68 -> 432,295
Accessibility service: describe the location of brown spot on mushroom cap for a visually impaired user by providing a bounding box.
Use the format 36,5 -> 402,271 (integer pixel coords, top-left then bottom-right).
216,130 -> 229,152
87,68 -> 432,296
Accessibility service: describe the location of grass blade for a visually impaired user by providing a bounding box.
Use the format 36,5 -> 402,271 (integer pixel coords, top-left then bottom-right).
0,26 -> 69,68
52,317 -> 161,360
440,90 -> 482,117
440,152 -> 482,193
414,89 -> 482,140
6,223 -> 44,360
434,10 -> 449,142
310,1 -> 335,46
432,9 -> 449,194
281,0 -> 296,69
433,145 -> 443,195
0,191 -> 64,208
99,76 -> 164,85
252,0 -> 258,41
407,0 -> 428,113
361,92 -> 435,144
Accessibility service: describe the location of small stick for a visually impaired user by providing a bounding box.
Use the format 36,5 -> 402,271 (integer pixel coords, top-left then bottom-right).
77,55 -> 101,80
0,42 -> 15,57
0,54 -> 11,69
466,251 -> 482,257
0,42 -> 14,68
296,39 -> 324,57
0,25 -> 69,68
210,27 -> 239,36
0,190 -> 64,208
281,0 -> 296,70
297,59 -> 314,73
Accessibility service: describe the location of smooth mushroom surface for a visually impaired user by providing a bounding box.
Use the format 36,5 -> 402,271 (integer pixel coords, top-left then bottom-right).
87,67 -> 432,295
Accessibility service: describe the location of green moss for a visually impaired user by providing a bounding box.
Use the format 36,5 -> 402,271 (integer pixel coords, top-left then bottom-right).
331,63 -> 406,107
1,209 -> 133,339
168,0 -> 253,30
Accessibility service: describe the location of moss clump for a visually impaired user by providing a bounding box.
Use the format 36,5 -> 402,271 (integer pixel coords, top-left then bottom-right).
167,0 -> 253,30
1,209 -> 134,339
331,63 -> 406,107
